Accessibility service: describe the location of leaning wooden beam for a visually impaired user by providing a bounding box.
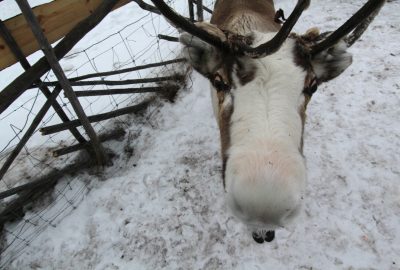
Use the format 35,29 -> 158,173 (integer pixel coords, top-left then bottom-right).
40,99 -> 152,135
0,19 -> 87,144
192,0 -> 213,14
53,128 -> 126,157
130,0 -> 161,14
0,0 -> 121,115
158,34 -> 179,42
16,0 -> 108,166
0,0 -> 129,71
39,74 -> 185,88
67,58 -> 185,82
0,86 -> 62,182
74,85 -> 179,97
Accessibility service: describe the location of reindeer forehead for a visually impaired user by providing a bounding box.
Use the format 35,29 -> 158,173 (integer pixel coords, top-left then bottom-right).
214,34 -> 311,88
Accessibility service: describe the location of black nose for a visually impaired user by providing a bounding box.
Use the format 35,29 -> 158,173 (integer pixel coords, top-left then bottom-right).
252,232 -> 265,244
264,230 -> 275,242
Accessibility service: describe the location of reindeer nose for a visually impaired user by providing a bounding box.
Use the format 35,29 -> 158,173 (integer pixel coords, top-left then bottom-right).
252,232 -> 265,244
265,230 -> 275,242
252,230 -> 275,244
211,73 -> 231,92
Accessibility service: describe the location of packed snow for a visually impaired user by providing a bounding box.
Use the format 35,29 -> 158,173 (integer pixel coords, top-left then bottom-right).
1,0 -> 399,269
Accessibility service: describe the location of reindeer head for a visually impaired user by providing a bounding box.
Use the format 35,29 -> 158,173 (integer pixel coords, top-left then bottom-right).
151,0 -> 385,242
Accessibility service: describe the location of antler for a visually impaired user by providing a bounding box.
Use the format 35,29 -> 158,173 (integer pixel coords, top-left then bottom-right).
150,0 -> 310,58
311,0 -> 385,55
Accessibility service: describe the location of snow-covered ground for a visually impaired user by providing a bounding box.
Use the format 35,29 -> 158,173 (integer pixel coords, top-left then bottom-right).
1,0 -> 399,269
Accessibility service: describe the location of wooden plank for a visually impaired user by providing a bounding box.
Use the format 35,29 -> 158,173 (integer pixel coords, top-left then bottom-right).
0,0 -> 129,71
0,0 -> 121,115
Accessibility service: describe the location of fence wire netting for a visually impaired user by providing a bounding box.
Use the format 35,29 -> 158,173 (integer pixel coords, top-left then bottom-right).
0,1 -> 215,266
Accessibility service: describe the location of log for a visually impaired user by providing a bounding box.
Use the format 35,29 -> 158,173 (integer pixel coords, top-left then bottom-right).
74,85 -> 178,97
38,74 -> 185,88
53,128 -> 126,157
0,0 -> 121,115
40,99 -> 153,135
0,0 -> 130,70
67,58 -> 185,82
158,34 -> 179,42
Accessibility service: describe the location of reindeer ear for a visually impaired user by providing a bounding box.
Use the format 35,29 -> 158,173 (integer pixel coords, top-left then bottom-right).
180,22 -> 226,76
180,33 -> 224,76
311,40 -> 353,83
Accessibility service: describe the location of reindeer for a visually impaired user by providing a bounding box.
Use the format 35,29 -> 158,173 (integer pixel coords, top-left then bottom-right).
150,0 -> 386,243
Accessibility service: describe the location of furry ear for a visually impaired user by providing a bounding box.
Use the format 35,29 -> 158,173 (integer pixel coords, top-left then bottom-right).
180,22 -> 226,76
180,32 -> 224,76
311,40 -> 353,83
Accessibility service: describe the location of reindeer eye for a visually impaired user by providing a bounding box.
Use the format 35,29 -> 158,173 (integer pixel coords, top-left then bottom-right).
214,79 -> 230,92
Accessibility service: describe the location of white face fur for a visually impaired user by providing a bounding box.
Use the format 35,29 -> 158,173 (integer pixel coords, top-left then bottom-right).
180,29 -> 352,231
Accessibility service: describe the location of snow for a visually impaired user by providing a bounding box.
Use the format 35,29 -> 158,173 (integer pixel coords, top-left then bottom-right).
1,0 -> 400,269
0,0 -> 52,20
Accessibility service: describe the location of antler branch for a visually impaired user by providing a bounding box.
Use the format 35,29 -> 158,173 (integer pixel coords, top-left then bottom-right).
311,0 -> 385,55
151,0 -> 310,58
150,0 -> 231,52
240,0 -> 310,58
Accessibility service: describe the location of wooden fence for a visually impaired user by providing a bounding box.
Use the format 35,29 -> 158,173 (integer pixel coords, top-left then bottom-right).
0,0 -> 211,266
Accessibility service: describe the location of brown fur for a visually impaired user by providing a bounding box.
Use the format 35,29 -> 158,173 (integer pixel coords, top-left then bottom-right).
210,0 -> 281,33
218,93 -> 234,188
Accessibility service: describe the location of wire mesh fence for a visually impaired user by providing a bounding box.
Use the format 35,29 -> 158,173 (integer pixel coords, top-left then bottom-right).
0,0 -> 215,266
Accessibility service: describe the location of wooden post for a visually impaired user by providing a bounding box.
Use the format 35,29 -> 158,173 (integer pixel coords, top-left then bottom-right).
40,99 -> 152,135
16,0 -> 108,166
0,19 -> 87,144
195,0 -> 204,21
0,0 -> 120,115
188,0 -> 195,22
192,0 -> 213,14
